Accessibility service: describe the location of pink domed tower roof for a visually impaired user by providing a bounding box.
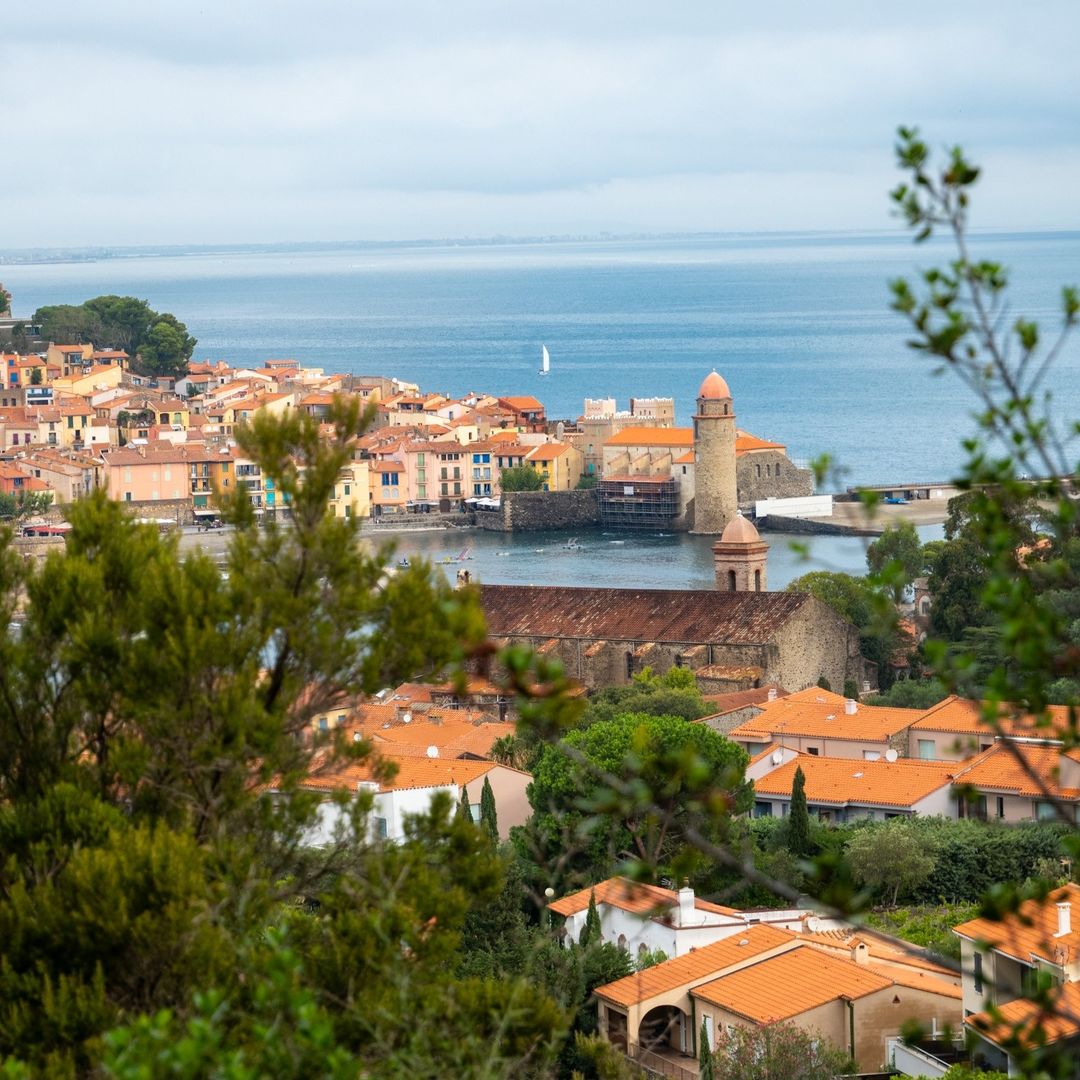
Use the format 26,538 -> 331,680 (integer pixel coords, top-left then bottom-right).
719,513 -> 761,544
698,370 -> 731,399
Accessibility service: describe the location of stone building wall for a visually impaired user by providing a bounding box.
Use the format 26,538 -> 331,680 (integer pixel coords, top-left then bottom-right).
475,489 -> 599,532
691,395 -> 737,534
736,451 -> 813,506
771,598 -> 869,693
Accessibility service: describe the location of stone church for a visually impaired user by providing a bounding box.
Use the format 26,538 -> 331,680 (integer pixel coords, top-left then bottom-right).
478,580 -> 869,695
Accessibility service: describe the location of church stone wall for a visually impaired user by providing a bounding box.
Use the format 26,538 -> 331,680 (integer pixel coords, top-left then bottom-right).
770,598 -> 869,693
737,452 -> 813,506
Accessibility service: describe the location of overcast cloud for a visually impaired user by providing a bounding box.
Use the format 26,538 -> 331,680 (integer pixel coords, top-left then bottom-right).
7,0 -> 1080,246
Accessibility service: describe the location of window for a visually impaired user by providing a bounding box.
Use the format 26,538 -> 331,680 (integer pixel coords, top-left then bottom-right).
374,817 -> 388,839
806,747 -> 819,756
973,951 -> 983,994
727,569 -> 737,591
918,738 -> 936,760
318,717 -> 329,732
997,796 -> 1005,819
754,568 -> 762,592
863,750 -> 880,761
625,652 -> 634,679
344,484 -> 350,496
754,801 -> 773,818
124,492 -> 132,502
1036,800 -> 1058,822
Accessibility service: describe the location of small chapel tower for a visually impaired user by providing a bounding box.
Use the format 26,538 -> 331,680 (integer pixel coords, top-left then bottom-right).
713,512 -> 769,592
691,369 -> 738,534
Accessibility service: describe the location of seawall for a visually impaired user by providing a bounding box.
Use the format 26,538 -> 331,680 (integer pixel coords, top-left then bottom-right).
476,489 -> 599,532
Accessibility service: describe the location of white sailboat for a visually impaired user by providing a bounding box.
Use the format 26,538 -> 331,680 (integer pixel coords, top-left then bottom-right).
539,344 -> 550,376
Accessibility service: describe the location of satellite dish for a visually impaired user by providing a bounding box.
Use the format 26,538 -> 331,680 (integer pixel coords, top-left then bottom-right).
885,748 -> 899,762
402,711 -> 412,724
426,745 -> 439,758
770,749 -> 784,766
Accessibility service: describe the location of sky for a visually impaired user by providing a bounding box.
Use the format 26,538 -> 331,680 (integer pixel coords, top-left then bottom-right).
8,0 -> 1080,247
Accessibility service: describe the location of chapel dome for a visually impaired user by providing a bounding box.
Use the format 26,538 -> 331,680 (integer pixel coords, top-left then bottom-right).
719,513 -> 760,544
698,370 -> 731,399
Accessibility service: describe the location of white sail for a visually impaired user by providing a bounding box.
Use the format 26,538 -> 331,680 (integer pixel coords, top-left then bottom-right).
540,345 -> 550,374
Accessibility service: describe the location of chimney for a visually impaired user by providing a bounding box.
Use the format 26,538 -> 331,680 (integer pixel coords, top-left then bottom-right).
844,698 -> 858,715
767,687 -> 778,702
1056,901 -> 1071,937
675,883 -> 695,927
850,940 -> 869,965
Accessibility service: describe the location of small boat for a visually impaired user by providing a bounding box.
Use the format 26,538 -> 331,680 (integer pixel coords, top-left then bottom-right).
398,558 -> 410,569
539,344 -> 550,376
438,547 -> 473,565
563,537 -> 582,551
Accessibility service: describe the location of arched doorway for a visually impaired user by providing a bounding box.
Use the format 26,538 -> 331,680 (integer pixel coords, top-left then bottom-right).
638,1004 -> 688,1055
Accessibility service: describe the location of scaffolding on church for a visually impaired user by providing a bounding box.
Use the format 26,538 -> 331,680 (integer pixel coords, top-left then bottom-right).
597,476 -> 680,529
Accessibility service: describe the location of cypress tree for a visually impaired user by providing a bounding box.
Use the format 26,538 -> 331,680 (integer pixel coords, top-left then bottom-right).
786,765 -> 812,857
458,785 -> 472,823
579,890 -> 601,946
479,776 -> 498,842
699,1019 -> 714,1080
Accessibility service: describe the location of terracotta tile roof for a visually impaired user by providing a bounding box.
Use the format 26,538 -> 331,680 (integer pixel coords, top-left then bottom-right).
966,980 -> 1080,1050
912,696 -> 1077,741
753,757 -> 958,809
697,686 -> 789,718
693,664 -> 765,681
478,584 -> 812,646
594,924 -> 795,1007
951,743 -> 1080,801
526,442 -> 571,462
603,427 -> 694,448
954,884 -> 1080,967
747,742 -> 793,766
673,450 -> 695,464
691,945 -> 891,1022
498,396 -> 545,411
727,697 -> 922,744
797,927 -> 959,981
735,430 -> 787,454
549,877 -> 738,920
784,687 -> 851,706
366,718 -> 516,758
300,752 -> 504,794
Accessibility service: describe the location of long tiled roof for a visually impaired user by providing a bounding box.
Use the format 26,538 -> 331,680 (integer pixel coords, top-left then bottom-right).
952,743 -> 1080,801
954,884 -> 1080,967
690,945 -> 891,1022
478,584 -> 811,645
603,426 -> 694,448
966,980 -> 1080,1050
549,877 -> 737,919
728,696 -> 922,744
753,757 -> 958,808
594,924 -> 795,1007
912,696 -> 1077,741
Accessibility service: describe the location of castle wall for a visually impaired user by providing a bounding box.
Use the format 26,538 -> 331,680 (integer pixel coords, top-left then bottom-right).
737,451 -> 813,505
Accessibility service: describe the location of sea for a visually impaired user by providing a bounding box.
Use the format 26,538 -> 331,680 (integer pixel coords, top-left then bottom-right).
3,229 -> 1074,587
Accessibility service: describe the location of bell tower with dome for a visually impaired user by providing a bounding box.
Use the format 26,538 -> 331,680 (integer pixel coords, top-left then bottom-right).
713,512 -> 769,592
691,369 -> 738,534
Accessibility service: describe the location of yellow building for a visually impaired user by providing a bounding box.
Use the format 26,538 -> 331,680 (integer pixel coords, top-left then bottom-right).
526,441 -> 584,491
329,460 -> 371,520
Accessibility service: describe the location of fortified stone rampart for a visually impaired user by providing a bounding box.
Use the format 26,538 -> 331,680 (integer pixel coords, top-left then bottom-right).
737,452 -> 814,505
475,489 -> 599,532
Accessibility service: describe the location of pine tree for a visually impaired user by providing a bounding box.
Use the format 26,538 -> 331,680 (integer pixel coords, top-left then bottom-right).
480,775 -> 498,841
699,1018 -> 714,1080
579,890 -> 602,946
786,766 -> 812,857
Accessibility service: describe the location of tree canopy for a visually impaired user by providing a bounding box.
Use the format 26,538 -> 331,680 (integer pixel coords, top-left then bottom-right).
34,295 -> 197,379
500,465 -> 544,492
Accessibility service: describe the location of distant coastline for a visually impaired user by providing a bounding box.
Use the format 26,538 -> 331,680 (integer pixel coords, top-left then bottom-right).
2,226 -> 1075,267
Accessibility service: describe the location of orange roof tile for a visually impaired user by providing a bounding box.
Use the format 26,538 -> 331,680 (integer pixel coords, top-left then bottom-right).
954,884 -> 1080,967
912,696 -> 1077,741
728,697 -> 922,744
603,426 -> 694,448
735,430 -> 787,455
498,396 -> 545,411
550,877 -> 737,920
526,442 -> 571,462
966,980 -> 1080,1051
673,450 -> 695,464
691,945 -> 891,1022
952,743 -> 1080,801
300,752 -> 502,794
595,924 -> 795,1007
696,686 -> 789,717
753,757 -> 958,809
